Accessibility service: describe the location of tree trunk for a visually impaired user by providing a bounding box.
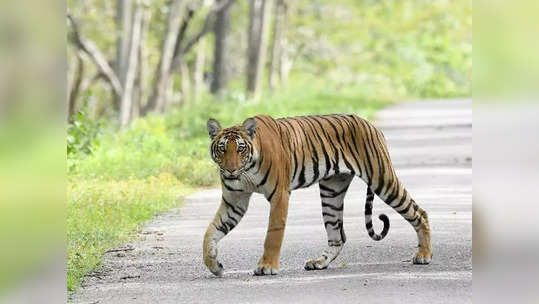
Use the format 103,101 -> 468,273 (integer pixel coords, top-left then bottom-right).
246,0 -> 272,101
193,39 -> 206,102
210,0 -> 232,96
143,0 -> 187,115
116,0 -> 132,106
120,6 -> 143,127
180,60 -> 191,105
269,0 -> 287,91
68,51 -> 84,122
132,8 -> 150,121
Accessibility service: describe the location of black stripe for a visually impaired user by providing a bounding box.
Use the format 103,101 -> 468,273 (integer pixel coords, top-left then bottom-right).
320,185 -> 349,198
357,118 -> 374,183
281,120 -> 299,182
333,117 -> 359,174
406,215 -> 418,223
223,197 -> 245,217
321,202 -> 343,212
293,118 -> 320,187
324,219 -> 340,227
364,124 -> 385,195
266,186 -> 277,202
296,161 -> 306,189
226,212 -> 239,226
257,162 -> 272,187
319,116 -> 342,174
245,160 -> 257,172
322,211 -> 335,218
366,221 -> 373,230
324,116 -> 345,143
392,189 -> 408,209
384,185 -> 400,206
398,201 -> 413,215
319,183 -> 336,193
291,151 -> 298,181
373,129 -> 394,197
215,218 -> 229,234
304,117 -> 331,178
344,116 -> 365,177
341,147 -> 355,174
365,204 -> 372,215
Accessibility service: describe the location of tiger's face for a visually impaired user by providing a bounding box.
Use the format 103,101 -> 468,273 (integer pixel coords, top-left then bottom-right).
207,117 -> 258,178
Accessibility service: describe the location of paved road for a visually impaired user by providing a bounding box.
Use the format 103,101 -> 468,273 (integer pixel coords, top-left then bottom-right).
71,99 -> 472,304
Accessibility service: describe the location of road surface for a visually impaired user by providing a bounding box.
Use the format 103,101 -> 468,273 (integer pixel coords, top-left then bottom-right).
71,99 -> 472,304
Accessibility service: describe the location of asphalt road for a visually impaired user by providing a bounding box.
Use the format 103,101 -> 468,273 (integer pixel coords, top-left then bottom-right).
71,99 -> 472,304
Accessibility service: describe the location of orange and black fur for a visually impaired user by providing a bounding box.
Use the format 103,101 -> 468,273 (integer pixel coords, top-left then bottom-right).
203,114 -> 432,276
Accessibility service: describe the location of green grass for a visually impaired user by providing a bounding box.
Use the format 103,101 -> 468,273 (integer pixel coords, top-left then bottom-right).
67,174 -> 194,291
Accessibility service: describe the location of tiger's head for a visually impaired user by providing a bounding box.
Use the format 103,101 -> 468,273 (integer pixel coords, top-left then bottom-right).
206,117 -> 259,178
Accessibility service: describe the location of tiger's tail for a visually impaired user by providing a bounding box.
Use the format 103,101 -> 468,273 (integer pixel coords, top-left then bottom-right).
365,186 -> 390,241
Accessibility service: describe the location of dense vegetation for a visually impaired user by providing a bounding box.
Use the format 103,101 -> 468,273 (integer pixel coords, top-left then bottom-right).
67,0 -> 471,291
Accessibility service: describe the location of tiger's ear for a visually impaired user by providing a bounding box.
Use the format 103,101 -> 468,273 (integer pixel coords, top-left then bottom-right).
207,118 -> 221,139
242,117 -> 258,138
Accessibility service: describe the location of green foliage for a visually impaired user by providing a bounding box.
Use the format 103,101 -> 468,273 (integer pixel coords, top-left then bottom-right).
67,108 -> 102,161
290,0 -> 472,98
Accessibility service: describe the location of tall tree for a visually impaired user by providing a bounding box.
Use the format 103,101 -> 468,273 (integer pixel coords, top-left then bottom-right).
120,6 -> 143,126
192,39 -> 206,102
210,0 -> 233,95
268,0 -> 287,91
116,0 -> 133,101
132,7 -> 151,121
246,0 -> 272,100
144,0 -> 188,114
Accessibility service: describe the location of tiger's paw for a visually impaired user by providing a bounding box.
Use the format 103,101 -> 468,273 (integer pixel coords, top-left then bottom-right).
305,245 -> 343,270
253,264 -> 279,276
304,256 -> 329,271
412,251 -> 432,265
208,260 -> 224,277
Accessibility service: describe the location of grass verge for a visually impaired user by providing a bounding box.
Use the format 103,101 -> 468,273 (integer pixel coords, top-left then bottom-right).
67,174 -> 194,291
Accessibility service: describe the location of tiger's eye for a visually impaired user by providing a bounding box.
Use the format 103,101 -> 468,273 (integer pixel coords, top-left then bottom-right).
237,145 -> 245,153
218,144 -> 226,153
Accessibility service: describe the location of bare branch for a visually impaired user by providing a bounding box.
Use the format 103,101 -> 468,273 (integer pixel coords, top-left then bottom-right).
68,51 -> 85,122
173,4 -> 196,60
170,0 -> 235,73
67,14 -> 123,99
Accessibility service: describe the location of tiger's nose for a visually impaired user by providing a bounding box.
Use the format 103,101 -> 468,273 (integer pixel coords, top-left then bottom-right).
225,168 -> 240,175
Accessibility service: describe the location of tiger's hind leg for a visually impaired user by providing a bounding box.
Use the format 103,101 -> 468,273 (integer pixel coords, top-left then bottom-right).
305,174 -> 353,271
371,173 -> 432,264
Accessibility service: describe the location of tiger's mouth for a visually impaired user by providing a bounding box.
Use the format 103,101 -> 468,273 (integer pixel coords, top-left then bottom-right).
219,167 -> 245,179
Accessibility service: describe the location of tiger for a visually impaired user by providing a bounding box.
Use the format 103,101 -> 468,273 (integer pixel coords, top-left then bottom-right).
203,114 -> 432,276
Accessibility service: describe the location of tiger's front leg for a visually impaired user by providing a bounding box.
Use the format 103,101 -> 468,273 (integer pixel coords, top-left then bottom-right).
203,192 -> 251,277
254,190 -> 289,276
